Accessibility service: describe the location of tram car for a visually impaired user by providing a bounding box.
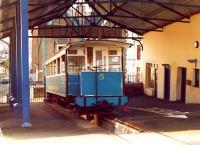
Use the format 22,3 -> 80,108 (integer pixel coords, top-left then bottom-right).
45,40 -> 131,115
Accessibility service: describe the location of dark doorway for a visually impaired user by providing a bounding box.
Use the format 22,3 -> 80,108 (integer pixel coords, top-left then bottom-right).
163,65 -> 170,101
181,68 -> 187,103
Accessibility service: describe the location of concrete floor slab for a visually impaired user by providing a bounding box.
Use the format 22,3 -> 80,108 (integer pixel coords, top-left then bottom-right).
0,103 -> 132,145
106,95 -> 200,145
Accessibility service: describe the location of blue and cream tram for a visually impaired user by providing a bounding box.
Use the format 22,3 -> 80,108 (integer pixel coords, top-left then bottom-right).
45,40 -> 131,115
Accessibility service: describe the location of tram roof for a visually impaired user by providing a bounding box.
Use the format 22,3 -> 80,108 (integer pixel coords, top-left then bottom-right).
45,40 -> 132,64
68,40 -> 132,48
1,0 -> 200,39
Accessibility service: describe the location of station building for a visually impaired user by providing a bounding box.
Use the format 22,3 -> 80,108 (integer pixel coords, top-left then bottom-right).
142,13 -> 200,104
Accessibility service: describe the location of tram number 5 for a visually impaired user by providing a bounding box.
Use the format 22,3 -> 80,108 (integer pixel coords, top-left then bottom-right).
99,74 -> 105,80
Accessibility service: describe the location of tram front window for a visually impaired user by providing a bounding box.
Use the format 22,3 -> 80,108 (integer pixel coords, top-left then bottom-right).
109,56 -> 121,71
68,56 -> 85,73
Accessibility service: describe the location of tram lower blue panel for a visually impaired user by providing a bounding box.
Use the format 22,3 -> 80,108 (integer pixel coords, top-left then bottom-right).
68,74 -> 80,97
46,72 -> 128,108
80,72 -> 123,96
75,96 -> 128,107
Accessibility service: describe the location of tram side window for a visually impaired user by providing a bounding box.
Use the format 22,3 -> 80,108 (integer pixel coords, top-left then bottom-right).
46,64 -> 50,76
57,58 -> 60,74
50,62 -> 53,75
68,56 -> 85,72
61,55 -> 65,74
109,56 -> 121,71
53,60 -> 56,75
108,50 -> 120,71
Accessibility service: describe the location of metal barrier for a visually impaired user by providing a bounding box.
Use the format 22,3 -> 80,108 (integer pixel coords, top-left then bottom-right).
125,74 -> 142,83
0,80 -> 45,104
0,81 -> 10,104
30,81 -> 45,103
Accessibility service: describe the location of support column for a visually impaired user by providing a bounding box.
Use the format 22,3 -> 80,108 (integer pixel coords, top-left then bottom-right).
9,35 -> 15,96
16,4 -> 22,105
20,0 -> 31,127
42,38 -> 47,98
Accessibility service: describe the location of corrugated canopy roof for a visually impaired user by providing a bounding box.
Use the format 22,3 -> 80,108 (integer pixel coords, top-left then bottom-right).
1,0 -> 200,39
0,0 -> 75,39
86,0 -> 200,35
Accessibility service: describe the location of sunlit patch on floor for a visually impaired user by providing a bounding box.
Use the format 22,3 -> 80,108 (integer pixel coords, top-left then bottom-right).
128,107 -> 189,119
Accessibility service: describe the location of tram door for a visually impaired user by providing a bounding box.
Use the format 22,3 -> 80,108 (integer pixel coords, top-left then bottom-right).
95,50 -> 106,70
87,47 -> 93,68
96,50 -> 102,67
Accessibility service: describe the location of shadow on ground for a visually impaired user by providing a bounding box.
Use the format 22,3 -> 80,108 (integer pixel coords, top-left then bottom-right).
108,95 -> 200,132
0,103 -> 106,140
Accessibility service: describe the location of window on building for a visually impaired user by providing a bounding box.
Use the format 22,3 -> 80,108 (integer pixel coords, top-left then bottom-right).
56,45 -> 65,52
137,45 -> 141,60
193,68 -> 199,87
136,67 -> 140,82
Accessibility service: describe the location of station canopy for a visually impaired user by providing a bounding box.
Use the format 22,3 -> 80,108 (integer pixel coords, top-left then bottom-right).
1,0 -> 200,39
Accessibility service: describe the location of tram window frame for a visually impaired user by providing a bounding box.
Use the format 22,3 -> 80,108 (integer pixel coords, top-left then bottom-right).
53,60 -> 56,75
56,44 -> 65,52
68,50 -> 78,55
47,64 -> 50,76
57,58 -> 60,74
60,55 -> 65,74
109,56 -> 121,71
108,49 -> 121,71
68,56 -> 85,73
109,50 -> 118,55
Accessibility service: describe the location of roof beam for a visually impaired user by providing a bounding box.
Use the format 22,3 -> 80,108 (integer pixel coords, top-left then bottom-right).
71,5 -> 93,25
112,2 -> 163,29
0,1 -> 17,9
31,25 -> 144,39
96,2 -> 127,24
80,0 -> 200,8
28,0 -> 66,13
29,0 -> 75,21
85,0 -> 142,35
0,17 -> 15,24
0,27 -> 12,33
29,0 -> 77,28
62,14 -> 190,23
149,0 -> 190,19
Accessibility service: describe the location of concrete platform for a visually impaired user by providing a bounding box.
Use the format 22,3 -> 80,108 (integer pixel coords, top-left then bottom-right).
0,103 -> 132,145
103,95 -> 200,145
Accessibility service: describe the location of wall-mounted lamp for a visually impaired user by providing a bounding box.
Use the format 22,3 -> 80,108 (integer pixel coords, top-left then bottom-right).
187,58 -> 197,68
193,41 -> 199,48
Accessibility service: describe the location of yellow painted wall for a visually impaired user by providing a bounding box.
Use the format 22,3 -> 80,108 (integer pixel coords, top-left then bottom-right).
142,13 -> 200,104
